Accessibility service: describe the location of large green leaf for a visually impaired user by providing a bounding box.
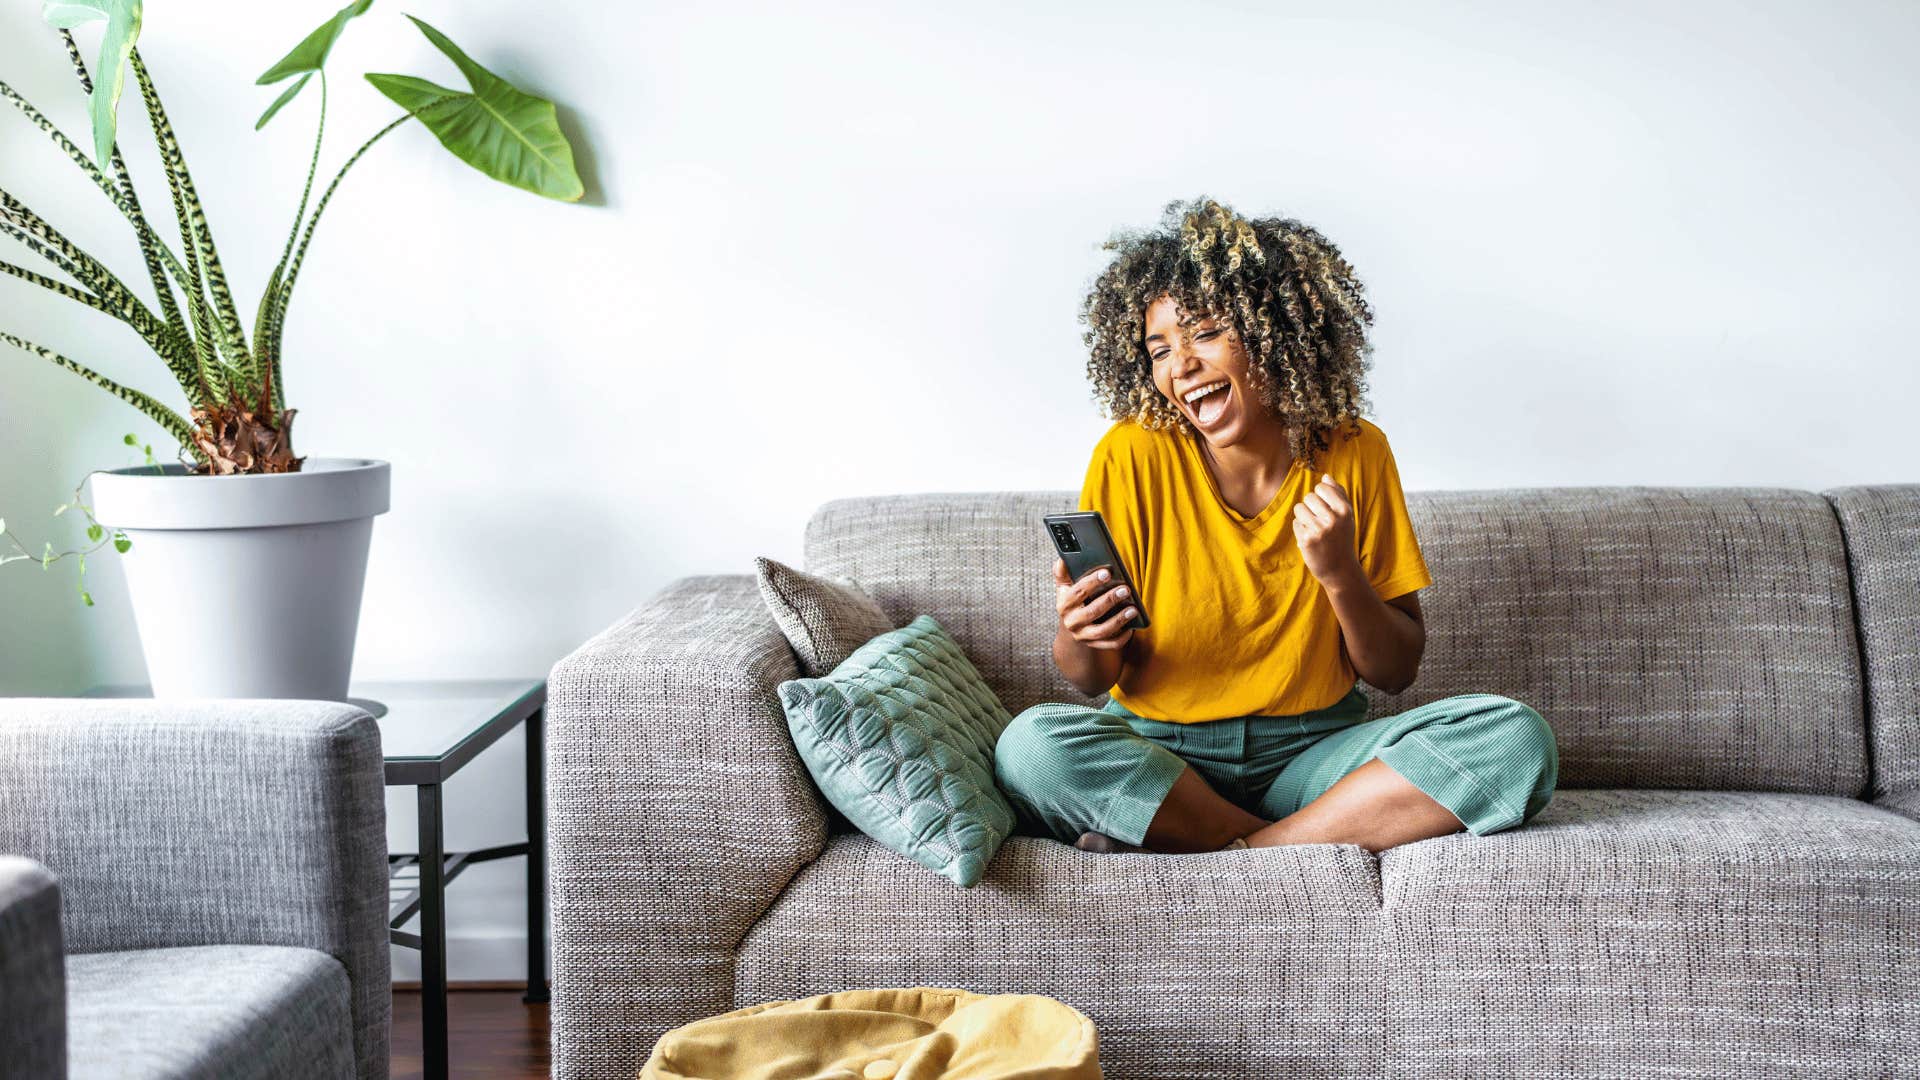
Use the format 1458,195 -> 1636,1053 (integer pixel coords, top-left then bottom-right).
42,0 -> 142,167
254,71 -> 312,131
365,15 -> 583,202
254,0 -> 371,129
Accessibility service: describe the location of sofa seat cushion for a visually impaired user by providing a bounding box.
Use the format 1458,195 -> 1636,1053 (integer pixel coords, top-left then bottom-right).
1380,789 -> 1920,1076
65,944 -> 354,1080
735,833 -> 1389,1080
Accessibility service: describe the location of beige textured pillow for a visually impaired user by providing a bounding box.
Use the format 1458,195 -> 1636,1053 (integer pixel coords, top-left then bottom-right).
753,556 -> 895,676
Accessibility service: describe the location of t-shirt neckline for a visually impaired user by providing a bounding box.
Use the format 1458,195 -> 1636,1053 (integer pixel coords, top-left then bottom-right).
1182,426 -> 1299,529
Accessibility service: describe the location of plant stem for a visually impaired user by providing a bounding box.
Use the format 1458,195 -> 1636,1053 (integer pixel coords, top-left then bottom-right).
0,328 -> 196,448
262,71 -> 329,416
129,49 -> 256,400
55,30 -> 191,341
275,110 -> 416,345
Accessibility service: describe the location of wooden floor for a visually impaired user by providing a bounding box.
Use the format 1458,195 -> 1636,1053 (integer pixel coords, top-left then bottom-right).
390,989 -> 549,1079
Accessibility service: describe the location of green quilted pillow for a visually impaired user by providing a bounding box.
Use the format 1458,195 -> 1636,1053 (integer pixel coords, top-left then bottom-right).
776,614 -> 1016,888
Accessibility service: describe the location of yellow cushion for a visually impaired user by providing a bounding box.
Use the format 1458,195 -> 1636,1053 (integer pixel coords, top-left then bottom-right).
640,986 -> 1102,1079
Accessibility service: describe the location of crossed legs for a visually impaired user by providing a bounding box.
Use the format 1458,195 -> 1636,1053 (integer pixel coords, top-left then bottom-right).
1136,758 -> 1466,854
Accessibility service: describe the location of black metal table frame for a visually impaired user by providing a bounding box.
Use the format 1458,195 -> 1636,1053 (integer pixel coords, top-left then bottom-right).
385,682 -> 548,1080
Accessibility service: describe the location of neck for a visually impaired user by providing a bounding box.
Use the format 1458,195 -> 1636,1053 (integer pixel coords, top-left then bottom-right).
1196,412 -> 1294,483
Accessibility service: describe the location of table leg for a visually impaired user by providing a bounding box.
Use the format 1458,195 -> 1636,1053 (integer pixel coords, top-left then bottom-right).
525,706 -> 550,1004
419,782 -> 448,1080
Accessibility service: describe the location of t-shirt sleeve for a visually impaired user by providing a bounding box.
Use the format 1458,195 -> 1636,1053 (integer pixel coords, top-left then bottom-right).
1356,426 -> 1433,601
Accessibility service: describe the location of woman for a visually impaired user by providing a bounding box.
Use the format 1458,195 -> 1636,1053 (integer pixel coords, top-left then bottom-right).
994,197 -> 1558,855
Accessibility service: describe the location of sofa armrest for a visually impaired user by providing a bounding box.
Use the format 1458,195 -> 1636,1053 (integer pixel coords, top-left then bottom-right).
0,700 -> 389,1080
0,856 -> 65,1079
547,573 -> 828,1080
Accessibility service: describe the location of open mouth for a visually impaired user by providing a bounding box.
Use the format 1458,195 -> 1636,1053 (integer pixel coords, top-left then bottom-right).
1185,381 -> 1232,429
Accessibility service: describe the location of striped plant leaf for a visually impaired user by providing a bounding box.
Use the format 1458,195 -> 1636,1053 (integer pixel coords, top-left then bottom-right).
0,328 -> 195,449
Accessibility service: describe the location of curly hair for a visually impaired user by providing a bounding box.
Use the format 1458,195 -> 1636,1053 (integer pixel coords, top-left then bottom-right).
1077,196 -> 1377,471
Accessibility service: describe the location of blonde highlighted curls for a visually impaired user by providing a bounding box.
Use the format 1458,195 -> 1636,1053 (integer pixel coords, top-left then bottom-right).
1077,196 -> 1376,472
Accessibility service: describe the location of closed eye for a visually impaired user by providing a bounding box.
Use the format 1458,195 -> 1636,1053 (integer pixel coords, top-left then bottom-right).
1150,329 -> 1222,362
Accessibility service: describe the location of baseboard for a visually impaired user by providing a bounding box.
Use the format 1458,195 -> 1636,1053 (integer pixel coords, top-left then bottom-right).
393,979 -> 553,992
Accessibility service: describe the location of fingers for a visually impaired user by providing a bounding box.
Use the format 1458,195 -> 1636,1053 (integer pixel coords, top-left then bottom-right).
1090,594 -> 1139,635
1297,474 -> 1348,529
1061,564 -> 1115,606
1060,571 -> 1134,638
1296,493 -> 1334,529
1314,472 -> 1350,513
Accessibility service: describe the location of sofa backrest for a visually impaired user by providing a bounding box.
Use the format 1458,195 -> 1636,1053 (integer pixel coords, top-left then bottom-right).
803,487 -> 1869,796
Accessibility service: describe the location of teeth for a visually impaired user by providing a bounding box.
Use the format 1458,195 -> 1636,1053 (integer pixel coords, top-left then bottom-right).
1184,380 -> 1228,404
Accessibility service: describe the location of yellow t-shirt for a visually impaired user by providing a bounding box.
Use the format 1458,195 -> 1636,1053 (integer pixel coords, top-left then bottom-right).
1077,415 -> 1433,722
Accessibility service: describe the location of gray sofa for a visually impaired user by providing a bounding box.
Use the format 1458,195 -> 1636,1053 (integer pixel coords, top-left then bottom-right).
0,700 -> 390,1079
547,484 -> 1920,1079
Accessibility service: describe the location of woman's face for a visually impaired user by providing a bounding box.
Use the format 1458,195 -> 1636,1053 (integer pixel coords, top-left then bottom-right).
1144,293 -> 1264,447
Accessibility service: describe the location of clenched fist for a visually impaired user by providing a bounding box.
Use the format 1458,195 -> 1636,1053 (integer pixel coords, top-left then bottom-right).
1292,473 -> 1362,584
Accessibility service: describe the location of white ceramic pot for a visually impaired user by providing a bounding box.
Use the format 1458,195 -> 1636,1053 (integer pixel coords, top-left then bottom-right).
89,458 -> 391,701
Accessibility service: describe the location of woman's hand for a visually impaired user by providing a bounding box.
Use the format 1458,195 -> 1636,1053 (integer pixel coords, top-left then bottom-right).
1293,473 -> 1363,585
1054,557 -> 1136,651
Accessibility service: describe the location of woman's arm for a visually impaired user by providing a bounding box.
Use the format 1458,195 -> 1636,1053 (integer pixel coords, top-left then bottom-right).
1051,548 -> 1139,697
1324,578 -> 1425,693
1293,472 -> 1427,694
1054,621 -> 1127,698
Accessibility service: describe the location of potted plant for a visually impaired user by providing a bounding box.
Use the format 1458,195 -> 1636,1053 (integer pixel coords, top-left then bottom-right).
0,0 -> 584,700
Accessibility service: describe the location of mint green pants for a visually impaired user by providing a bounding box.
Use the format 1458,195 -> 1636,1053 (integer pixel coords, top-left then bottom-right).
993,683 -> 1558,846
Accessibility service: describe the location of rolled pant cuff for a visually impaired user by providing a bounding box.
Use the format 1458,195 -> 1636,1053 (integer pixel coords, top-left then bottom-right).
1097,749 -> 1189,847
1374,733 -> 1525,836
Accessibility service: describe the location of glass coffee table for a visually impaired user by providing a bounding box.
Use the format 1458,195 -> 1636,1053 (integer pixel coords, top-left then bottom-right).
84,677 -> 547,1080
372,678 -> 547,1080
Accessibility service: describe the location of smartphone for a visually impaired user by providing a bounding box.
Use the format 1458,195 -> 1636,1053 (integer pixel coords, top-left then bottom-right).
1044,511 -> 1149,630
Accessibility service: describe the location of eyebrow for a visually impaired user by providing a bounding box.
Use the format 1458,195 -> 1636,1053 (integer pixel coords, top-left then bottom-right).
1144,318 -> 1216,344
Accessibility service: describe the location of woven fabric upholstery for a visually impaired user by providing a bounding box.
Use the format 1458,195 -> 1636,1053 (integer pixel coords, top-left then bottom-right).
66,945 -> 354,1079
805,487 -> 1868,794
0,700 -> 389,1079
734,835 -> 1387,1080
1365,486 -> 1867,795
1379,788 -> 1920,1077
1824,485 -> 1920,823
547,574 -> 830,1080
0,857 -> 65,1079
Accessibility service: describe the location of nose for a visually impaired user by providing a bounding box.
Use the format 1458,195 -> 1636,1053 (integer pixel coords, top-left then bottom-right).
1168,345 -> 1205,382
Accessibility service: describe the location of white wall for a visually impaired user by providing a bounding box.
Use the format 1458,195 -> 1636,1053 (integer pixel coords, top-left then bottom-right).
3,0 -> 1915,981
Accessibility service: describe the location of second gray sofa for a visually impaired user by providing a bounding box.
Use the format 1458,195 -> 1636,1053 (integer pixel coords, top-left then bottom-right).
0,700 -> 389,1080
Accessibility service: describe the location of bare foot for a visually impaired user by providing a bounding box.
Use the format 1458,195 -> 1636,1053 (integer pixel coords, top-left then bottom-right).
1074,830 -> 1149,854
